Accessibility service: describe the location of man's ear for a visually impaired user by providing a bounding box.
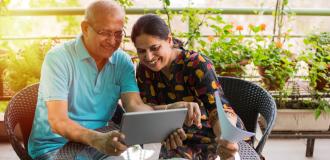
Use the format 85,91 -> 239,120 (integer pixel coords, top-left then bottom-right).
81,21 -> 89,35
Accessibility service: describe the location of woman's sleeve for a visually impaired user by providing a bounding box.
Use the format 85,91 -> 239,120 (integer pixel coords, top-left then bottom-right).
188,54 -> 236,126
136,63 -> 159,105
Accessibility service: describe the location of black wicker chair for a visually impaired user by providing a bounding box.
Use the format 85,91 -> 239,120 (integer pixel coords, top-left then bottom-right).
218,76 -> 277,155
4,83 -> 124,160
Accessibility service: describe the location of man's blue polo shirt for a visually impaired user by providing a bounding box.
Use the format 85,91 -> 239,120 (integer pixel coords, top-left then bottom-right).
28,35 -> 139,159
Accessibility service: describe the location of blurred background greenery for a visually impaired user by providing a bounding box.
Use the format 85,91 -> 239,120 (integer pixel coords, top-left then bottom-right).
0,0 -> 329,116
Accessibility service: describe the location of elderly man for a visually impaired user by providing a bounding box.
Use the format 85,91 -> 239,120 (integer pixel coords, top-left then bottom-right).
28,1 -> 202,159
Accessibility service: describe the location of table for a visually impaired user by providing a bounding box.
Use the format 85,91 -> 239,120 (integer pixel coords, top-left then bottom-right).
52,123 -> 260,160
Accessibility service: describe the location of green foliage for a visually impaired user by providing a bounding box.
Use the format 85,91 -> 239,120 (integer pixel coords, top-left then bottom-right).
179,8 -> 214,49
163,0 -> 170,6
0,100 -> 8,112
253,42 -> 296,90
314,99 -> 330,119
158,3 -> 250,77
300,32 -> 330,90
5,40 -> 53,92
0,0 -> 10,15
116,0 -> 134,8
0,0 -> 81,93
0,41 -> 12,75
158,0 -> 216,48
299,32 -> 330,117
247,21 -> 296,91
195,15 -> 252,77
248,0 -> 297,90
158,0 -> 176,34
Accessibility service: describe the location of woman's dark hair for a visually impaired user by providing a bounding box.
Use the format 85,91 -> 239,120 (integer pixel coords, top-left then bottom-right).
131,14 -> 183,48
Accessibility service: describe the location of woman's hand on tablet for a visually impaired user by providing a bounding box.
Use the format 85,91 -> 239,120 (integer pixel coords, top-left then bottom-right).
163,128 -> 187,150
168,102 -> 202,128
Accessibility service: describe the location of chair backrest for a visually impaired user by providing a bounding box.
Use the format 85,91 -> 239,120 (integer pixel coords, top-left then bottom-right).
218,76 -> 277,154
3,83 -> 124,160
4,83 -> 39,160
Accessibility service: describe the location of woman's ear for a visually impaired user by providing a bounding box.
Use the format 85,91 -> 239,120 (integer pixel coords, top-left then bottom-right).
167,33 -> 173,46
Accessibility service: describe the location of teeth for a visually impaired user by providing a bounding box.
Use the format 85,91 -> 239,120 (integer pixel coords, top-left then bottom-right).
150,59 -> 157,64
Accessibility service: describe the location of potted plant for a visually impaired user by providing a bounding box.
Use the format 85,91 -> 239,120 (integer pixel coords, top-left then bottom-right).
299,32 -> 330,91
252,41 -> 296,90
157,4 -> 251,77
242,19 -> 297,91
198,15 -> 251,77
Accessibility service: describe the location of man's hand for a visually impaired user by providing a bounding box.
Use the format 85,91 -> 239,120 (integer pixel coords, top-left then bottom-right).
91,130 -> 128,156
169,102 -> 202,128
163,128 -> 187,150
216,137 -> 238,160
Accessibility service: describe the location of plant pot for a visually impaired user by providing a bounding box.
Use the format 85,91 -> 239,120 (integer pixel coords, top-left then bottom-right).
215,59 -> 250,77
314,64 -> 330,91
273,109 -> 330,131
275,100 -> 320,110
215,66 -> 244,77
257,66 -> 290,90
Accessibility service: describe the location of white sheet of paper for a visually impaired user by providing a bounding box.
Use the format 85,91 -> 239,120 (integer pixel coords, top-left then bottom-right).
143,143 -> 162,160
105,144 -> 160,160
215,152 -> 241,160
215,90 -> 255,143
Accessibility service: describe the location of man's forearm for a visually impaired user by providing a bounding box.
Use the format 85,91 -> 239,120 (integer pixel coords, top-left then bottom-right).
47,100 -> 101,147
49,117 -> 100,147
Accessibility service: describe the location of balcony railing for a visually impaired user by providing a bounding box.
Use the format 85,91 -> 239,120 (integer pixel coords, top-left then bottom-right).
1,7 -> 329,40
5,7 -> 330,16
0,7 -> 329,99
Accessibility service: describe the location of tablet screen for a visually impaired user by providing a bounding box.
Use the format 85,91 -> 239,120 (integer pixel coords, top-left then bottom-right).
120,108 -> 187,145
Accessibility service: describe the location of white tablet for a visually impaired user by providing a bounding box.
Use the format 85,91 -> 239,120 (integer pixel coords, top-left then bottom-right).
120,108 -> 188,146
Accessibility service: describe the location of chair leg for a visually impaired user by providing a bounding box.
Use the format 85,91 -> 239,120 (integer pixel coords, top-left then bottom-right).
305,138 -> 315,157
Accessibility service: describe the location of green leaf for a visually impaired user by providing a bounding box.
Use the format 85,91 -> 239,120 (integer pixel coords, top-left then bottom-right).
314,108 -> 321,119
163,0 -> 170,6
324,106 -> 330,113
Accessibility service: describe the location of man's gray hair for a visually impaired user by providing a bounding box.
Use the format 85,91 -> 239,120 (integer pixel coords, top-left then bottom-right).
84,0 -> 125,22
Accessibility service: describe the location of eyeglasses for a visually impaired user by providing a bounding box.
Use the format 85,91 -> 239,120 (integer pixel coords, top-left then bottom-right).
88,23 -> 125,40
